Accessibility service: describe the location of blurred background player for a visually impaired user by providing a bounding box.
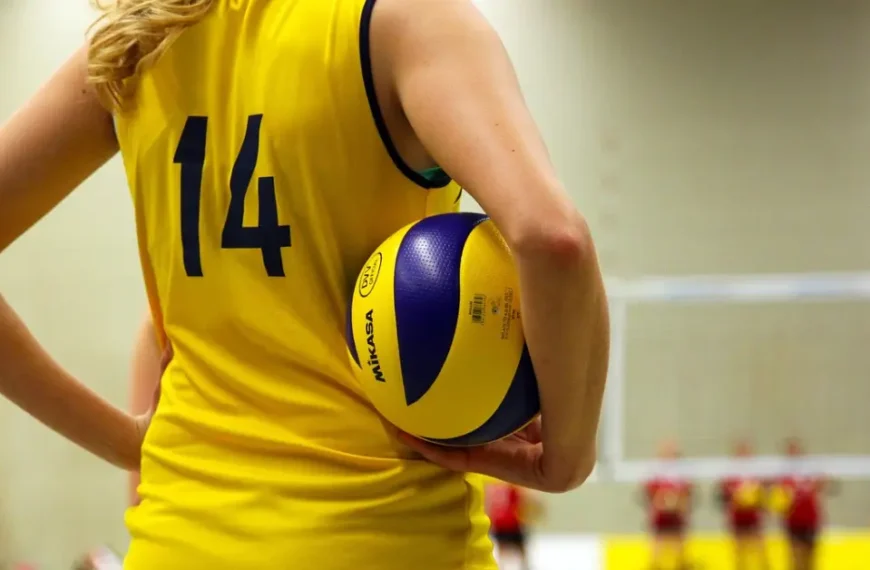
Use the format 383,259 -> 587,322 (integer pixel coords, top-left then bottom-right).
641,440 -> 693,570
717,439 -> 769,570
70,546 -> 122,570
772,438 -> 837,570
484,480 -> 542,570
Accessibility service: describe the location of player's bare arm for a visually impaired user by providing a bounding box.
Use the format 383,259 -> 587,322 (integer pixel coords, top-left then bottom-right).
374,0 -> 609,492
0,46 -> 141,470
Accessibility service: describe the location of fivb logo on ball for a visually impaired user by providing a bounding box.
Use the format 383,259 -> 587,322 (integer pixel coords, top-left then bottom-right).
358,252 -> 385,383
358,252 -> 382,298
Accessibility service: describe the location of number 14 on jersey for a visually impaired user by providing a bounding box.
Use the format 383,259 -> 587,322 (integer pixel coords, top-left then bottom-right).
173,114 -> 292,277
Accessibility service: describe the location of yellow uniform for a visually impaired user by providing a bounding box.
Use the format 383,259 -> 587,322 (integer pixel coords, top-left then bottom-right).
114,0 -> 493,568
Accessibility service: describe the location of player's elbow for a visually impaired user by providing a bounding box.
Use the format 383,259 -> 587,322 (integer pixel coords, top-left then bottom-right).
507,204 -> 593,269
545,447 -> 597,494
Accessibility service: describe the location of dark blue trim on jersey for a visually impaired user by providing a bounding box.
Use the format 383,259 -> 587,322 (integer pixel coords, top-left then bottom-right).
359,0 -> 452,190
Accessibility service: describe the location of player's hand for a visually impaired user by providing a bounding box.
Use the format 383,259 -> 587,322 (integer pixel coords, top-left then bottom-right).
398,418 -> 567,491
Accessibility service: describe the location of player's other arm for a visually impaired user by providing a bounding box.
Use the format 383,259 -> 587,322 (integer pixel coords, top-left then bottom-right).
377,0 -> 608,492
128,311 -> 162,504
0,46 -> 139,470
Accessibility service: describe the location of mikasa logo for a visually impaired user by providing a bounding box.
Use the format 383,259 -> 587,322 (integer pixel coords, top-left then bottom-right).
365,309 -> 385,382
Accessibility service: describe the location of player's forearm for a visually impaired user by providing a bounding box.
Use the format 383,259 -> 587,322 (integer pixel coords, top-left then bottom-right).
0,294 -> 140,469
512,215 -> 609,492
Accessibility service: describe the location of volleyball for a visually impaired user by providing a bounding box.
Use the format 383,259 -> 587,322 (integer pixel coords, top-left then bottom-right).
345,212 -> 540,446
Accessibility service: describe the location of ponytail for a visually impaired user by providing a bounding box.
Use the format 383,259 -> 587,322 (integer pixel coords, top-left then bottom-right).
87,0 -> 215,110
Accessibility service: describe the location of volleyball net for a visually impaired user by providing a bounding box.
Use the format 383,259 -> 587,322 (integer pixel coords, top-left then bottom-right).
597,271 -> 870,483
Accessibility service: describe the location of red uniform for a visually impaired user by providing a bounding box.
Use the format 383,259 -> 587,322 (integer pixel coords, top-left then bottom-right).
779,476 -> 823,540
486,483 -> 522,534
719,477 -> 764,533
645,477 -> 692,534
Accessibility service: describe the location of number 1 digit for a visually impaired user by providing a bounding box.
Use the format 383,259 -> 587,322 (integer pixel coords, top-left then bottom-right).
173,116 -> 209,277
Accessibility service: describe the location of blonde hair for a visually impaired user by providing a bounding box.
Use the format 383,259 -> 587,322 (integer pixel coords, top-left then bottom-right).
88,0 -> 215,109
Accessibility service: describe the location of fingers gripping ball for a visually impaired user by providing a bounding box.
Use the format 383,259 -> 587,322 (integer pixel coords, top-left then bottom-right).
346,213 -> 540,446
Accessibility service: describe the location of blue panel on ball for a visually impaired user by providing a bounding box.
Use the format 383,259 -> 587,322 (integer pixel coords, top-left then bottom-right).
427,345 -> 540,447
345,295 -> 361,368
394,212 -> 488,406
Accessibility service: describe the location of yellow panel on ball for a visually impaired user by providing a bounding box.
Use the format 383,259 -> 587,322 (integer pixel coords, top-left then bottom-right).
346,213 -> 540,446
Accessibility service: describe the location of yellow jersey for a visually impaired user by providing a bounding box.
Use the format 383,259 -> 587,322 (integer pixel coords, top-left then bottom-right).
114,0 -> 493,568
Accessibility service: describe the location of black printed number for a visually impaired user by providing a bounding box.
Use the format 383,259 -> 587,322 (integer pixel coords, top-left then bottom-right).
173,114 -> 292,277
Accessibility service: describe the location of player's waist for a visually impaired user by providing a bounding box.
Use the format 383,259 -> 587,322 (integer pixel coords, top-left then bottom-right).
130,446 -> 494,569
729,509 -> 762,521
786,508 -> 820,522
125,526 -> 496,570
140,407 -> 475,508
652,511 -> 687,522
146,387 -> 411,460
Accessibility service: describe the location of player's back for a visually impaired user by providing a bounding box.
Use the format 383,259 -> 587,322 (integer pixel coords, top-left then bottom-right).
114,1 -> 492,568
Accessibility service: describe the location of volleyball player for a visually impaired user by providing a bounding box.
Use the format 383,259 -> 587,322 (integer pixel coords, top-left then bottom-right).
642,441 -> 693,570
776,439 -> 836,570
0,0 -> 609,568
717,440 -> 769,570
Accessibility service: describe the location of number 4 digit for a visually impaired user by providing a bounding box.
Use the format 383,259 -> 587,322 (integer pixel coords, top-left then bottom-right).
174,114 -> 292,277
222,115 -> 291,277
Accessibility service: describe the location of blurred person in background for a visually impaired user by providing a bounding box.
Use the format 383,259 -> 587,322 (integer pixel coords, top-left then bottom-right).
641,440 -> 694,570
70,546 -> 123,570
484,480 -> 542,570
716,439 -> 769,570
772,438 -> 837,570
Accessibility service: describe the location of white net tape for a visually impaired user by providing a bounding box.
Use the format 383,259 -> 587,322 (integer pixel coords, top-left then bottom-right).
607,272 -> 870,303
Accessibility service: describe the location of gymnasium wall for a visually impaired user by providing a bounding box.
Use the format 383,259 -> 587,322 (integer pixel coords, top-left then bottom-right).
0,0 -> 868,568
468,0 -> 870,535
